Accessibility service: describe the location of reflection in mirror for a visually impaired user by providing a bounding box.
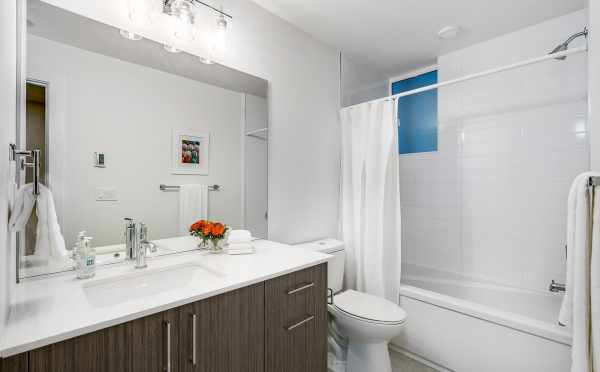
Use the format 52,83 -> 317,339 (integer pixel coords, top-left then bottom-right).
19,0 -> 268,279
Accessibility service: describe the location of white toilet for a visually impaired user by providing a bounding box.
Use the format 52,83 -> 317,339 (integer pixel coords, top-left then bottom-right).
296,239 -> 407,372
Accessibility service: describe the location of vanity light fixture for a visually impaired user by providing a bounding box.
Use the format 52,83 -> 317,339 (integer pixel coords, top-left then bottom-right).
119,0 -> 161,41
163,0 -> 233,62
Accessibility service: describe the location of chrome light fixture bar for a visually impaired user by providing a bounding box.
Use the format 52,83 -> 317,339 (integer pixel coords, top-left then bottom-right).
163,0 -> 232,19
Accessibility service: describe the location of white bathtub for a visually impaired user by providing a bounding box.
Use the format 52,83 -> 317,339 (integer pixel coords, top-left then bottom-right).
392,268 -> 572,371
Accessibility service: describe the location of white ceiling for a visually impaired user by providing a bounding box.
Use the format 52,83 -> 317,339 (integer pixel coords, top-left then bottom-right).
251,0 -> 586,76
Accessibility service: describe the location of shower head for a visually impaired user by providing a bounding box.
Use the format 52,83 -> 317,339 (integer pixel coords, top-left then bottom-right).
549,27 -> 588,60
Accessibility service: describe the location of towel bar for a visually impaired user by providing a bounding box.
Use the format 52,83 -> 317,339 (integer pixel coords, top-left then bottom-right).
159,184 -> 220,191
9,143 -> 41,196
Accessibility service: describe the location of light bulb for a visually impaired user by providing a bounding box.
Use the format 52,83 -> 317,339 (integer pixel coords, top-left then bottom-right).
214,15 -> 228,53
172,0 -> 195,42
120,0 -> 160,41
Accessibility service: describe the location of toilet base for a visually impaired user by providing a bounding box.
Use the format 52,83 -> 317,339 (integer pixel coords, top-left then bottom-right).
346,340 -> 392,372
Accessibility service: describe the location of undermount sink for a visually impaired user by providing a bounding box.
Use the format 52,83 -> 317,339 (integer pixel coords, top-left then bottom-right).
83,262 -> 223,307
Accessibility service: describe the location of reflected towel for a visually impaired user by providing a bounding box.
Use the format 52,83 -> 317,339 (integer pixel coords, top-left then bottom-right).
179,184 -> 208,236
9,183 -> 37,232
10,183 -> 67,259
35,184 -> 68,259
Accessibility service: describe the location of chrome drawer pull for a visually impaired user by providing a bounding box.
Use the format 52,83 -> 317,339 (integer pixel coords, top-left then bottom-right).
190,313 -> 197,365
165,321 -> 172,372
285,315 -> 315,331
287,282 -> 315,295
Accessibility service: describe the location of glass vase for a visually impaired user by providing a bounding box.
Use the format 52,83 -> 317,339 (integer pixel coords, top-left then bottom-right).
207,239 -> 225,254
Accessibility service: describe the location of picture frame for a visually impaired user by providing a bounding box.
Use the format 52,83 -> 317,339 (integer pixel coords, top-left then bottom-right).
171,129 -> 210,175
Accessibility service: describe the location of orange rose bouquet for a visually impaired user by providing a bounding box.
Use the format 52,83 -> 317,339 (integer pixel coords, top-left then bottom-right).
189,219 -> 229,252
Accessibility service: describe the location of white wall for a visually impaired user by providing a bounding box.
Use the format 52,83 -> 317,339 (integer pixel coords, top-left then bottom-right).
28,34 -> 244,248
0,0 -> 18,333
590,0 -> 600,170
400,10 -> 588,294
341,54 -> 388,107
244,94 -> 268,239
38,0 -> 341,245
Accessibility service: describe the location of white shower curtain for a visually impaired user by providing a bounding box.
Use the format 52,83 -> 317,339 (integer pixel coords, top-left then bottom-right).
340,99 -> 402,303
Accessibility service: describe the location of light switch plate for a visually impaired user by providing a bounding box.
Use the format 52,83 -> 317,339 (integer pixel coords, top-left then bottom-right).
94,152 -> 106,168
96,187 -> 118,201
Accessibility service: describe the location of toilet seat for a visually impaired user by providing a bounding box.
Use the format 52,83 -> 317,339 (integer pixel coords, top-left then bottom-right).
332,290 -> 407,325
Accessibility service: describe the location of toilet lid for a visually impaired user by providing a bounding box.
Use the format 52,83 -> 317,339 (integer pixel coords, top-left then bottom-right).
333,290 -> 407,324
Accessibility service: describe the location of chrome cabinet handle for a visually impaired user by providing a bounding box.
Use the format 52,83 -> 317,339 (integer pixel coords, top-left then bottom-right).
287,282 -> 315,295
165,321 -> 171,372
190,313 -> 197,365
285,315 -> 315,331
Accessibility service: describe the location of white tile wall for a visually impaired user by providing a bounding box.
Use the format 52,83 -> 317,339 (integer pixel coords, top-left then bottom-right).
400,10 -> 589,295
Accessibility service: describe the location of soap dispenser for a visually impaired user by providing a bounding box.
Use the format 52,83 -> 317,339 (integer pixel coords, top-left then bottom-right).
76,236 -> 96,279
72,231 -> 86,269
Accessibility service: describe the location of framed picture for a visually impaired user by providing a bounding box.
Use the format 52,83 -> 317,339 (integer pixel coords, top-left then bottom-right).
172,129 -> 210,175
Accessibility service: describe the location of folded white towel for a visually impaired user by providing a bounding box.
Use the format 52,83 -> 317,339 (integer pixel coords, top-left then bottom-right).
228,229 -> 252,244
228,242 -> 253,250
179,184 -> 208,236
227,245 -> 254,255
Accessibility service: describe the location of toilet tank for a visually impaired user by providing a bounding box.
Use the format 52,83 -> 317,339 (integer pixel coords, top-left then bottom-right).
295,239 -> 345,293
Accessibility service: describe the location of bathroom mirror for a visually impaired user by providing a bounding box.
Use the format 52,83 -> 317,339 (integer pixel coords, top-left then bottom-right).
18,0 -> 269,278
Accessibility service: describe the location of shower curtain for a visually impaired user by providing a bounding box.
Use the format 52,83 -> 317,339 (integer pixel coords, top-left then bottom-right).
340,99 -> 402,303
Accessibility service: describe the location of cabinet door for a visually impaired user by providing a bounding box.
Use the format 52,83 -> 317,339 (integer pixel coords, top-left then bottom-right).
129,309 -> 180,372
29,329 -> 106,372
0,354 -> 28,372
265,264 -> 328,372
28,308 -> 179,372
179,283 -> 265,372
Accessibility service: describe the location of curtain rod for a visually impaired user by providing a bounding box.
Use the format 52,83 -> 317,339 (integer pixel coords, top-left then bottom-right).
343,45 -> 588,110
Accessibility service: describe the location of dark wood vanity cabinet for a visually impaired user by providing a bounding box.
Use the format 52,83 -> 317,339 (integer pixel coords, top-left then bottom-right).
265,264 -> 328,372
0,264 -> 327,372
178,283 -> 265,372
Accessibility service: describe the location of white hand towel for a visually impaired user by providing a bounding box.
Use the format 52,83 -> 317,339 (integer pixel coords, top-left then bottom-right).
227,229 -> 252,244
9,183 -> 37,232
227,242 -> 254,255
228,242 -> 254,250
559,172 -> 600,372
179,184 -> 208,236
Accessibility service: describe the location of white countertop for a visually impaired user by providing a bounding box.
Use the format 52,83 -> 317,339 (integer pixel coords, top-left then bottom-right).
0,238 -> 331,357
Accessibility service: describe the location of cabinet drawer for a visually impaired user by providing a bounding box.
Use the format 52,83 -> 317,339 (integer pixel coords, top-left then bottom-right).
265,264 -> 328,372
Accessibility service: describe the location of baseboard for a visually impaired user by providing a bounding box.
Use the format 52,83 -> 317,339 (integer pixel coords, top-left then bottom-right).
389,343 -> 453,372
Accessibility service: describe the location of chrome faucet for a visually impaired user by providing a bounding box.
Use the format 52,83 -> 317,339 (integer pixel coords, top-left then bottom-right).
124,218 -> 155,269
135,223 -> 149,269
124,218 -> 137,260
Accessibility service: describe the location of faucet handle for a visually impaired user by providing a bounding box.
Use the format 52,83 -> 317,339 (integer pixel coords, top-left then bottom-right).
138,223 -> 148,241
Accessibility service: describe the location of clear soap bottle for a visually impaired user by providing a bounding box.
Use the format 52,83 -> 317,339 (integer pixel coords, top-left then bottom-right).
76,236 -> 96,279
